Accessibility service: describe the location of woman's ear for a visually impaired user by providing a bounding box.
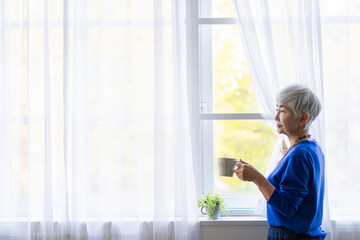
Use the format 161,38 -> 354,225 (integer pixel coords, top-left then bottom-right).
299,112 -> 309,126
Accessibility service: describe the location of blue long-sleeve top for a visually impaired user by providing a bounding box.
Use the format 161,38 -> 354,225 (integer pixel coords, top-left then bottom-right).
267,139 -> 327,238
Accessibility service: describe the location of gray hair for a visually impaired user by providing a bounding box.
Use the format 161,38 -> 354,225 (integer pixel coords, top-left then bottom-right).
276,84 -> 322,131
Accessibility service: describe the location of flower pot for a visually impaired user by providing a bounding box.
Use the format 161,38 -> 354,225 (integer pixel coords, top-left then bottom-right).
201,204 -> 221,220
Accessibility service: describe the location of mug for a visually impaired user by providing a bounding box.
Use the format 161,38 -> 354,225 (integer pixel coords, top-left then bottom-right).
218,157 -> 239,177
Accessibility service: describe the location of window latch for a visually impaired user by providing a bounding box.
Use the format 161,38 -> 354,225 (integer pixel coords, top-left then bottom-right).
200,102 -> 207,114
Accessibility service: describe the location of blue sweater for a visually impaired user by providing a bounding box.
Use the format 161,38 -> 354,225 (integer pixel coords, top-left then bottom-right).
267,140 -> 327,238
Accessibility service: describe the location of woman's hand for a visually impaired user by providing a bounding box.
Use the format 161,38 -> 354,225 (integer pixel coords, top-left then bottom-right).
235,159 -> 275,201
234,159 -> 260,182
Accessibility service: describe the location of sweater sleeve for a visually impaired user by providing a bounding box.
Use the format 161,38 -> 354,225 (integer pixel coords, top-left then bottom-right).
267,151 -> 312,217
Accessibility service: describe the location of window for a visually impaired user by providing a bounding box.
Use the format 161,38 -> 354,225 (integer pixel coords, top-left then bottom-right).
319,0 -> 360,217
188,0 -> 277,214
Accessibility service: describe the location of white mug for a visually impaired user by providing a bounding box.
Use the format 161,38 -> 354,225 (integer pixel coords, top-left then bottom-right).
218,157 -> 239,177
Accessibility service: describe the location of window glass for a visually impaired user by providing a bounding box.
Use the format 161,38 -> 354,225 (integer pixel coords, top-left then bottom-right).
200,25 -> 260,113
199,1 -> 278,210
200,0 -> 235,18
322,22 -> 360,215
213,120 -> 277,196
212,25 -> 259,113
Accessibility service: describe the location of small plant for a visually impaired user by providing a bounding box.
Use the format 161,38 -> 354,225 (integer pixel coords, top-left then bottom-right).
197,192 -> 228,220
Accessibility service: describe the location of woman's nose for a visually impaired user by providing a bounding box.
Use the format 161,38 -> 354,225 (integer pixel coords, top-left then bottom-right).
274,111 -> 279,121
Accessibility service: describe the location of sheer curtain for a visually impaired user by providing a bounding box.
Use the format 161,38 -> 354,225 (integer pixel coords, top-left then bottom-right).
0,0 -> 200,239
320,0 -> 360,239
232,0 -> 332,238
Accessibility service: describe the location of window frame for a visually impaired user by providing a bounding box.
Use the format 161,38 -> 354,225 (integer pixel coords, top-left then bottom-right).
186,0 -> 267,216
186,1 -> 360,217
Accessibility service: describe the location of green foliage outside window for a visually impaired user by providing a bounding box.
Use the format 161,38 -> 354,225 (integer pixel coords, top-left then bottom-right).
212,24 -> 277,195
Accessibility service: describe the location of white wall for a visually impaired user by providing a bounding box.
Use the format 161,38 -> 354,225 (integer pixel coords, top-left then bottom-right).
200,217 -> 269,240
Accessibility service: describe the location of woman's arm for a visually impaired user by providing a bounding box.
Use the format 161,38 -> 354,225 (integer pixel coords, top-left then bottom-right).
235,159 -> 275,201
236,154 -> 312,217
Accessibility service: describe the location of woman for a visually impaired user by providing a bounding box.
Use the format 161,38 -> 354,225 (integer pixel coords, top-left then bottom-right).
235,84 -> 327,240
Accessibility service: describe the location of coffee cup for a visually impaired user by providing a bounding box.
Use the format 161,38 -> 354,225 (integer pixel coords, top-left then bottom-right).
218,157 -> 239,177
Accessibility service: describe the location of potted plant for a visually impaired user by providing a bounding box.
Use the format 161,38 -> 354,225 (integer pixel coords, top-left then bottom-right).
197,192 -> 227,220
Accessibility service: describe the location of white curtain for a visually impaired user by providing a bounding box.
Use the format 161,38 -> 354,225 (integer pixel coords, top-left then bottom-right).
320,0 -> 360,239
0,0 -> 200,239
232,0 -> 332,239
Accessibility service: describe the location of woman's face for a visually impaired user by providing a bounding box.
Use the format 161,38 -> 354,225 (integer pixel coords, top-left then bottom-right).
274,101 -> 300,136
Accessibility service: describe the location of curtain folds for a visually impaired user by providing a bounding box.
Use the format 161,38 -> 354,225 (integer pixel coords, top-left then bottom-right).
319,0 -> 360,239
232,0 -> 332,239
0,0 -> 200,239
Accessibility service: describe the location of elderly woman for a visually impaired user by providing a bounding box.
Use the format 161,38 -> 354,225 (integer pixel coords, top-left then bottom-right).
235,84 -> 326,240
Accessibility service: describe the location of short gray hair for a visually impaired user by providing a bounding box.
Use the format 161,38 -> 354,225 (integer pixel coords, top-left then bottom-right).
276,84 -> 322,131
